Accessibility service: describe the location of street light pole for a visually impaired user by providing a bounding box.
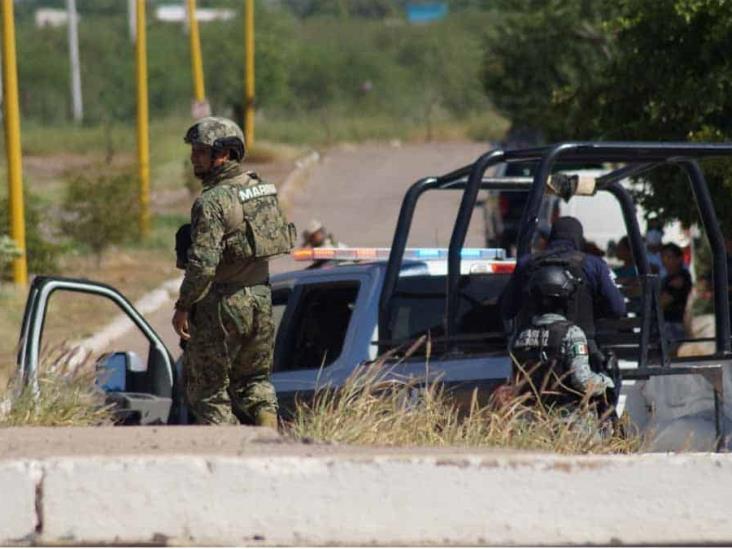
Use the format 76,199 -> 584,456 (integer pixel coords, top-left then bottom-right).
244,0 -> 255,146
127,0 -> 136,43
1,0 -> 27,286
187,0 -> 209,118
67,0 -> 83,123
135,0 -> 150,237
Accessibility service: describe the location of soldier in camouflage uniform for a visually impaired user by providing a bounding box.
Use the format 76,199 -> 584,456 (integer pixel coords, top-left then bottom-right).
172,117 -> 296,427
509,265 -> 615,410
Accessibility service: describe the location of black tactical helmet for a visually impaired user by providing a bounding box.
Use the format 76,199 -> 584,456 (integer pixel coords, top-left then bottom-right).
528,265 -> 579,300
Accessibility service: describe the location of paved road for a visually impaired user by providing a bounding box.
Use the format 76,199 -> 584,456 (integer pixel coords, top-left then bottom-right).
106,141 -> 492,360
277,141 -> 489,273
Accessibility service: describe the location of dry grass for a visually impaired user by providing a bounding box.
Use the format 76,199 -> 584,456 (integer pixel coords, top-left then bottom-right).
285,340 -> 642,454
0,346 -> 115,427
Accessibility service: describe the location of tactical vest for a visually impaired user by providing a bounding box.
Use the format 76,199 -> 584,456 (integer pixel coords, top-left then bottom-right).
510,319 -> 579,407
517,248 -> 597,338
221,172 -> 297,264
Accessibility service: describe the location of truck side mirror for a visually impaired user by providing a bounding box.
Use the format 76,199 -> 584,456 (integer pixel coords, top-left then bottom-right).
96,351 -> 145,392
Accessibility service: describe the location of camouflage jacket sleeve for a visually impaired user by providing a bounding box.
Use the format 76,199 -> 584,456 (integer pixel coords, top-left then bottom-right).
564,325 -> 614,396
175,194 -> 226,311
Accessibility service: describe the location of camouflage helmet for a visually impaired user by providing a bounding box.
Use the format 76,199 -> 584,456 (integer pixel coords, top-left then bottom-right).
184,116 -> 246,161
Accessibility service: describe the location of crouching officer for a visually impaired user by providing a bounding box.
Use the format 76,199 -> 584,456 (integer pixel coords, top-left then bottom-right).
509,265 -> 615,411
172,116 -> 296,427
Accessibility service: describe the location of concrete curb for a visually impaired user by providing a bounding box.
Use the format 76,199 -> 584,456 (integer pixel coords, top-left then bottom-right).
2,451 -> 732,546
278,150 -> 320,212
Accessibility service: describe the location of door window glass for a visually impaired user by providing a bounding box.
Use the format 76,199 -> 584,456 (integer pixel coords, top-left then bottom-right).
278,282 -> 360,371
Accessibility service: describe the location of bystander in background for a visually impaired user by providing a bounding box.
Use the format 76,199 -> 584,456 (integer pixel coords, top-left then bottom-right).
660,243 -> 692,354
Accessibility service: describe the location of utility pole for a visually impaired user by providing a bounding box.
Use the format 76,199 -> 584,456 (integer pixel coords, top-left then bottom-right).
67,0 -> 83,123
127,0 -> 136,43
1,0 -> 27,285
135,0 -> 150,237
244,0 -> 255,146
187,0 -> 209,118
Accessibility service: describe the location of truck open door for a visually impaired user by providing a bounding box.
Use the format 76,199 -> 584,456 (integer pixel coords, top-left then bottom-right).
16,276 -> 182,425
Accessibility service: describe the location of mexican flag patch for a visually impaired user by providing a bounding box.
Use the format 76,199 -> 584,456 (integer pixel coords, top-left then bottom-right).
571,342 -> 588,356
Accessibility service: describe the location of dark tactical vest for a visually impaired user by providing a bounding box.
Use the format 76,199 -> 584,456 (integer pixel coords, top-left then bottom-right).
510,319 -> 579,407
517,248 -> 597,338
221,172 -> 297,265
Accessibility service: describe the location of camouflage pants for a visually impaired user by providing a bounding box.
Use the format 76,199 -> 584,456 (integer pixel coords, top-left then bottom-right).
184,284 -> 278,425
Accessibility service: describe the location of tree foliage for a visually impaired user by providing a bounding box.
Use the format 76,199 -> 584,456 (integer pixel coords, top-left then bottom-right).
482,0 -> 732,232
62,172 -> 140,262
0,194 -> 62,277
575,0 -> 732,232
13,2 -> 491,129
482,0 -> 615,140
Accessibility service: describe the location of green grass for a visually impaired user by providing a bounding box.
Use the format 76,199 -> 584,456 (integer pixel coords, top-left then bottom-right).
131,212 -> 191,253
258,109 -> 509,145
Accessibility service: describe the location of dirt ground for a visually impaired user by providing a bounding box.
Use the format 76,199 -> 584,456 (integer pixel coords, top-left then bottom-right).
0,425 -> 511,460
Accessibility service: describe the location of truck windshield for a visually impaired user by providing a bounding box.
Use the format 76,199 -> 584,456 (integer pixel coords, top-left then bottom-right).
387,273 -> 512,355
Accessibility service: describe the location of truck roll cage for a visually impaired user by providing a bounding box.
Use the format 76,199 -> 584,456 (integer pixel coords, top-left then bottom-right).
379,142 -> 731,449
446,142 -> 732,361
378,165 -> 533,344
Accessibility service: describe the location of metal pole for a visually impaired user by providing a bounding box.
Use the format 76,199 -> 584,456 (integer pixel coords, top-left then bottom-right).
445,150 -> 505,341
66,0 -> 83,123
127,0 -> 136,43
379,177 -> 438,344
244,0 -> 255,146
1,0 -> 27,286
135,0 -> 150,237
186,0 -> 206,105
682,160 -> 731,355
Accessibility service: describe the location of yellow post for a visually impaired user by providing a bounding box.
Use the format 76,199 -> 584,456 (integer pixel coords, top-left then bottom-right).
135,0 -> 150,237
244,0 -> 255,147
1,0 -> 27,285
187,0 -> 205,103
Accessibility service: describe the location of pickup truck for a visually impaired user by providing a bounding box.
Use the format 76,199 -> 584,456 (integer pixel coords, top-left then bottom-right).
16,248 -> 515,424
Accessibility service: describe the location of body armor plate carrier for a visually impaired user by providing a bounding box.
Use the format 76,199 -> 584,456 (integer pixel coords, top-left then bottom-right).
222,172 -> 297,263
511,319 -> 579,408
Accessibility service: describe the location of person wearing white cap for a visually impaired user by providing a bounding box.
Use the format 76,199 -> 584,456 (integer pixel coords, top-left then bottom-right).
301,219 -> 344,249
300,219 -> 346,269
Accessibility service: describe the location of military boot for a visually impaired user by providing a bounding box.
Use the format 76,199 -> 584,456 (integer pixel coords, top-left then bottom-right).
255,409 -> 279,430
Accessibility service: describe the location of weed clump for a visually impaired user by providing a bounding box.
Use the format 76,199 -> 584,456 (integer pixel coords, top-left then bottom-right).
0,346 -> 114,427
285,344 -> 641,454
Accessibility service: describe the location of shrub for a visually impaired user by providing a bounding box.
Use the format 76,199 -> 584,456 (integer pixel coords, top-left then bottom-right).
0,235 -> 21,275
0,194 -> 62,278
62,171 -> 141,263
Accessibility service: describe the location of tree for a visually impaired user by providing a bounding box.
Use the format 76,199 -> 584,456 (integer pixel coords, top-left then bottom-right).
572,0 -> 732,231
481,0 -> 615,142
482,0 -> 732,232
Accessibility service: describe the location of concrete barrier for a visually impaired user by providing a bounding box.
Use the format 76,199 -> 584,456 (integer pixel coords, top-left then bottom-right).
2,450 -> 732,546
0,462 -> 39,543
